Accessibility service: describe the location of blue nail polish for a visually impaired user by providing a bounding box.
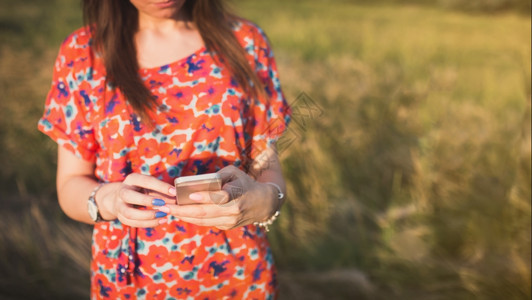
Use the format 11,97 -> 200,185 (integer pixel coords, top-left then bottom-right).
152,198 -> 165,206
155,211 -> 167,218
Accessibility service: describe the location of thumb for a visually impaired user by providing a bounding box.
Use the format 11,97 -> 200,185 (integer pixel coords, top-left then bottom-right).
217,165 -> 242,185
217,166 -> 246,200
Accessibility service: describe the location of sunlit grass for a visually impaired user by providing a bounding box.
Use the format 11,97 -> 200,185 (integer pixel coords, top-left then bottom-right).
238,1 -> 530,298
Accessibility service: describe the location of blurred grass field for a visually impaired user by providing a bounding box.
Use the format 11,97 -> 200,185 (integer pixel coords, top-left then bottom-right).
0,0 -> 530,299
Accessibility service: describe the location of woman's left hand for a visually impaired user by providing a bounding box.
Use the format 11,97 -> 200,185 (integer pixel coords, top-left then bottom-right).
162,165 -> 281,230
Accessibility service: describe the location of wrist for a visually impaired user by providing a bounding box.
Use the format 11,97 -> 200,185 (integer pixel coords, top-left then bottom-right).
254,182 -> 280,217
95,182 -> 119,221
254,182 -> 284,232
88,183 -> 105,222
263,182 -> 283,212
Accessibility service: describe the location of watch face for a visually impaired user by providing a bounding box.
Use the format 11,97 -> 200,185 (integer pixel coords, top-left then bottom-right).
88,200 -> 98,221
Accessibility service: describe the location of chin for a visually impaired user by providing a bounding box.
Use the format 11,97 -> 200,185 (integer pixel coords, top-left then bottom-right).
133,0 -> 186,21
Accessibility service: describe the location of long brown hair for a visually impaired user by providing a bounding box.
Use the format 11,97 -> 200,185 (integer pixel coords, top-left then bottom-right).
82,0 -> 263,121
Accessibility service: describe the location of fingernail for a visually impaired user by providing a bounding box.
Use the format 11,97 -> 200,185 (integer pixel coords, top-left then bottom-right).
189,193 -> 203,201
169,187 -> 176,195
158,218 -> 168,224
155,211 -> 167,218
158,206 -> 170,213
152,198 -> 165,206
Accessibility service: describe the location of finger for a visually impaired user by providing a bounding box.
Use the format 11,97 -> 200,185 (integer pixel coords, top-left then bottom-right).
119,187 -> 172,207
178,215 -> 240,229
118,215 -> 166,228
117,204 -> 162,221
186,190 -> 230,205
221,182 -> 246,201
116,204 -> 169,228
145,190 -> 177,205
217,165 -> 243,185
166,202 -> 238,219
216,166 -> 249,200
123,173 -> 175,196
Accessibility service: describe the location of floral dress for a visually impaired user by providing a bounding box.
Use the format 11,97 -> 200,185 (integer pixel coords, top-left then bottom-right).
38,20 -> 291,299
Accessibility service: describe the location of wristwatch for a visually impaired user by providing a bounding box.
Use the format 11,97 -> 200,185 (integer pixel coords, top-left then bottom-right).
88,183 -> 105,222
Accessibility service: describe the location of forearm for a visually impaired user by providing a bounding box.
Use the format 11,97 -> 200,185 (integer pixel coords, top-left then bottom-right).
58,175 -> 123,224
57,175 -> 100,224
56,146 -> 120,224
250,147 -> 287,208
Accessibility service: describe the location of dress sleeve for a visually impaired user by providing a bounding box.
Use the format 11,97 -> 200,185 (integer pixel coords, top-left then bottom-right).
37,36 -> 97,162
246,25 -> 292,161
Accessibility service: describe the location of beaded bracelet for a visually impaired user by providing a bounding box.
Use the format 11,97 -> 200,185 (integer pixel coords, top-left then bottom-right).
253,182 -> 284,232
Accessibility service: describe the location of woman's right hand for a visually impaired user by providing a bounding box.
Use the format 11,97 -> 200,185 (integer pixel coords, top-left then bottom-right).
97,174 -> 177,228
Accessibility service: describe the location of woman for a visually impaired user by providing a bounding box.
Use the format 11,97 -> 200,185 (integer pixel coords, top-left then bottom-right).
38,0 -> 291,298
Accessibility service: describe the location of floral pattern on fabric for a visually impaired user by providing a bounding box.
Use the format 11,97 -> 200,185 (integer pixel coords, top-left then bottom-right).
38,20 -> 290,299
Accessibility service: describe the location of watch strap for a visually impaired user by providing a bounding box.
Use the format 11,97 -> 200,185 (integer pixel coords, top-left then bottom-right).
88,183 -> 105,222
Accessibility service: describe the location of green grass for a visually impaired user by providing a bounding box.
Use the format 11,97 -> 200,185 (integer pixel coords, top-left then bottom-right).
0,0 -> 530,299
238,2 -> 531,298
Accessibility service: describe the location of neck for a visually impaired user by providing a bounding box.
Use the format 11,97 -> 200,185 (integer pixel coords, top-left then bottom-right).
137,10 -> 192,33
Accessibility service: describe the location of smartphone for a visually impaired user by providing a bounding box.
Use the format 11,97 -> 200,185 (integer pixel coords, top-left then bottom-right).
174,173 -> 222,205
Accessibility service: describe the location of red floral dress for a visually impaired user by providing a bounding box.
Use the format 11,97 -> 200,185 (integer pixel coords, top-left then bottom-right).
38,20 -> 291,299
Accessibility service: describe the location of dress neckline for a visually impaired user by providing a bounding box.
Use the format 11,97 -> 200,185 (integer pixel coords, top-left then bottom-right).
139,45 -> 208,73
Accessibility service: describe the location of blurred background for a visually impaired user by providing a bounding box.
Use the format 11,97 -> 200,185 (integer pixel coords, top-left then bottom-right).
0,0 -> 530,299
